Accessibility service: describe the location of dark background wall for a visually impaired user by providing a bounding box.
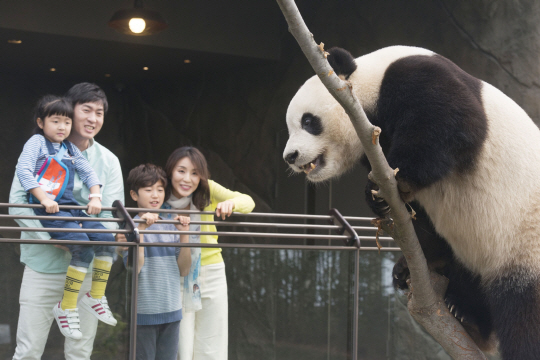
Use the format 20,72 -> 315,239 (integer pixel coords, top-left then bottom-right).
0,0 -> 538,358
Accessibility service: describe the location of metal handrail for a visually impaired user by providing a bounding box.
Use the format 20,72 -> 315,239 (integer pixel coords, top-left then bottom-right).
0,202 -> 400,360
0,213 -> 382,233
0,238 -> 400,252
0,203 -> 375,221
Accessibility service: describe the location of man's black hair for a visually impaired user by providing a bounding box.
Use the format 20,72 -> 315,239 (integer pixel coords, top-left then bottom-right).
65,82 -> 108,113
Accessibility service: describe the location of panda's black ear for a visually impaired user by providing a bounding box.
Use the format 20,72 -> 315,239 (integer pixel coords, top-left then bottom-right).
327,47 -> 357,80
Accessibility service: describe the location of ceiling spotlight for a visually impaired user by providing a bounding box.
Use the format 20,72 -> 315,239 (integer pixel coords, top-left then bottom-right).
184,59 -> 191,64
105,74 -> 111,78
129,18 -> 146,33
8,39 -> 22,44
143,67 -> 149,71
109,0 -> 167,36
50,68 -> 56,72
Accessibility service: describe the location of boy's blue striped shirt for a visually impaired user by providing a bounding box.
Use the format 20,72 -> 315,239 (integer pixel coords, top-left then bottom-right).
123,216 -> 183,325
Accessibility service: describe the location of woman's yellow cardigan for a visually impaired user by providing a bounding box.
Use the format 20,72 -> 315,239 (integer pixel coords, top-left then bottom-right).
200,180 -> 255,266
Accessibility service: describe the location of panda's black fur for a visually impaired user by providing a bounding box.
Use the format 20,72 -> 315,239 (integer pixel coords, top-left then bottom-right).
283,46 -> 540,359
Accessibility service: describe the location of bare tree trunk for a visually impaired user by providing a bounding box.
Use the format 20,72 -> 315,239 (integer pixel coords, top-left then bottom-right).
275,1 -> 487,358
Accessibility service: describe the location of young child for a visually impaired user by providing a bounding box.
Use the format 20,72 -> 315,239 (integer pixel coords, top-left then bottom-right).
124,164 -> 191,360
16,95 -> 117,340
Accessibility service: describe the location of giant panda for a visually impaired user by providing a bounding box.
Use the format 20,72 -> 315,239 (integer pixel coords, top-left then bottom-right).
282,45 -> 540,359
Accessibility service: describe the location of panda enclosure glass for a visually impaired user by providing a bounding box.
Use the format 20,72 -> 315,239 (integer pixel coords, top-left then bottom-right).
1,242 -> 460,360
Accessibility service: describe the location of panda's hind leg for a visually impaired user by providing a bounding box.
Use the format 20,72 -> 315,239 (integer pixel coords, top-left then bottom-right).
486,271 -> 540,359
443,263 -> 496,352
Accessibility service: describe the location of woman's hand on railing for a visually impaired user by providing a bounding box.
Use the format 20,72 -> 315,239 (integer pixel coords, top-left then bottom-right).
216,200 -> 235,220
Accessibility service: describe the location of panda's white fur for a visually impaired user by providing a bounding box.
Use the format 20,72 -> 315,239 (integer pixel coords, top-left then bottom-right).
416,81 -> 540,280
284,45 -> 540,281
283,45 -> 540,359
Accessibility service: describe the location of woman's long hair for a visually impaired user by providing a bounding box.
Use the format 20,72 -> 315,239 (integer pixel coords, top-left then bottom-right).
164,146 -> 211,210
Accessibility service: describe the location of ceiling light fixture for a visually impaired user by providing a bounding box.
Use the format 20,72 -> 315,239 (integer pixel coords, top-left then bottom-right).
108,0 -> 167,36
8,39 -> 22,44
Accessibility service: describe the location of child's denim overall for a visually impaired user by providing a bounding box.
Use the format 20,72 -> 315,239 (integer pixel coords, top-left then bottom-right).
33,139 -> 115,268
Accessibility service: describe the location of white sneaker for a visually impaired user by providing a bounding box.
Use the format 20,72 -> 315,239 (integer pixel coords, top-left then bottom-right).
52,301 -> 83,340
79,292 -> 117,326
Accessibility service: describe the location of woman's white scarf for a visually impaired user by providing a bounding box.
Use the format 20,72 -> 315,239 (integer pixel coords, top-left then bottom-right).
167,194 -> 202,313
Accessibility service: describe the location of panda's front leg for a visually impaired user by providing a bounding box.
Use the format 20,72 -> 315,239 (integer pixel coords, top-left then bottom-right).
364,179 -> 391,217
364,178 -> 416,217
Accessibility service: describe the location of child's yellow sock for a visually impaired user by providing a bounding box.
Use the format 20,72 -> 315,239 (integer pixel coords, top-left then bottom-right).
90,256 -> 113,299
61,266 -> 87,310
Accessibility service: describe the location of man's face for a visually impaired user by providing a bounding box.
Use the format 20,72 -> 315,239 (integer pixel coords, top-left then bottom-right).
71,102 -> 104,140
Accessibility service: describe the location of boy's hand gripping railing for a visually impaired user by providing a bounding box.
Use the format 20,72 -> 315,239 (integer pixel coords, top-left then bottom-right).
329,208 -> 360,248
112,200 -> 140,358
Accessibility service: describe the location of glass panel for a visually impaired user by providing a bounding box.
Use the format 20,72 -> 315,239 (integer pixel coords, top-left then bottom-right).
0,243 -> 130,359
227,248 -> 355,360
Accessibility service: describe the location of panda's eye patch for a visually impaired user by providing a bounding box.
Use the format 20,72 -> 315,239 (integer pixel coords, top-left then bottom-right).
301,113 -> 323,136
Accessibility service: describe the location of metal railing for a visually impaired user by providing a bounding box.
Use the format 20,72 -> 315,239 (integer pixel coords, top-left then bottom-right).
0,201 -> 399,360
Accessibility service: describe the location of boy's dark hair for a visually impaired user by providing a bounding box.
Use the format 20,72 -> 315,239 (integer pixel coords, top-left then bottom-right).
127,164 -> 168,194
65,82 -> 108,114
33,95 -> 74,135
164,146 -> 211,211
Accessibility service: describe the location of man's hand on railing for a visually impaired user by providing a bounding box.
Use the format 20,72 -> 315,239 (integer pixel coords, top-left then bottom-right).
115,233 -> 129,254
54,244 -> 69,252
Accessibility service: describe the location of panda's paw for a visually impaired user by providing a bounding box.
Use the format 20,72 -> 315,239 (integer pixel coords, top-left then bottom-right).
365,179 -> 391,217
392,256 -> 410,290
445,296 -> 467,323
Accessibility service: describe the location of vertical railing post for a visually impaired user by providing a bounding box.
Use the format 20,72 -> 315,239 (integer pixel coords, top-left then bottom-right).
352,248 -> 360,360
113,200 -> 139,360
329,208 -> 360,359
328,208 -> 360,248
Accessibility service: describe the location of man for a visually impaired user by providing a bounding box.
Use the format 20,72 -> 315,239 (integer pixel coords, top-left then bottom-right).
10,83 -> 124,360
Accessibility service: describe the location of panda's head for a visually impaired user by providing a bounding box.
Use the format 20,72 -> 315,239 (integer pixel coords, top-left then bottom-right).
283,47 -> 363,182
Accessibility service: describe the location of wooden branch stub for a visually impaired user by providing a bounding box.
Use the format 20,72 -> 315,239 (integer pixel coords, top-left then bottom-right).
372,126 -> 381,145
318,42 -> 330,58
406,203 -> 417,220
371,217 -> 394,237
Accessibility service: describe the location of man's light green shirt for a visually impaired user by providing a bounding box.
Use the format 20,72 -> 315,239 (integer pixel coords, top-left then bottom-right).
9,139 -> 124,273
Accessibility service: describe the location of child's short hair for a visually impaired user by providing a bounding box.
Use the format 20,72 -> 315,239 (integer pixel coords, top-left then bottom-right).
65,82 -> 108,114
33,95 -> 73,135
127,164 -> 168,194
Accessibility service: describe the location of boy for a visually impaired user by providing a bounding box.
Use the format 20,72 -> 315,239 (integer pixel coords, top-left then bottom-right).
125,164 -> 191,360
10,83 -> 124,360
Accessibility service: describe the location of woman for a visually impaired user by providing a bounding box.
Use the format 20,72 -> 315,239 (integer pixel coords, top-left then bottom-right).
163,146 -> 255,360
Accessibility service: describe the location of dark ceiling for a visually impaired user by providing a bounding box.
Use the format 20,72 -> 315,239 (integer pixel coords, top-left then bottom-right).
0,0 -> 282,82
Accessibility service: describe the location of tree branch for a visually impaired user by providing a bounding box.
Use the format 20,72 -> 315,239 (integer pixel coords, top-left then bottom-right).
275,0 -> 486,358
